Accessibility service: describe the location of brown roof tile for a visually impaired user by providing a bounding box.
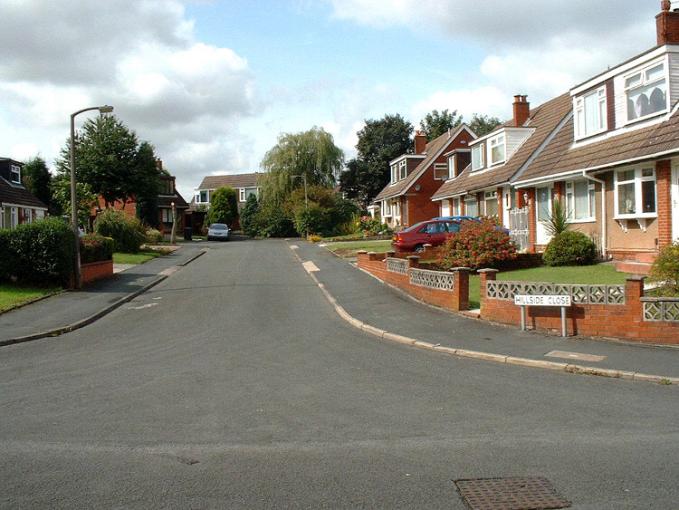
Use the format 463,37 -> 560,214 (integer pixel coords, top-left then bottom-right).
197,172 -> 262,190
0,177 -> 47,209
432,93 -> 572,200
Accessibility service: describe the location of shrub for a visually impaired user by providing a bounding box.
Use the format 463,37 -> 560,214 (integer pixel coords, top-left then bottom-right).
543,231 -> 597,266
256,205 -> 296,238
649,243 -> 679,296
0,229 -> 14,281
240,194 -> 260,237
357,216 -> 391,236
145,228 -> 163,244
94,209 -> 146,253
438,219 -> 517,270
80,234 -> 114,264
307,234 -> 322,243
294,204 -> 327,236
207,186 -> 238,227
2,218 -> 75,285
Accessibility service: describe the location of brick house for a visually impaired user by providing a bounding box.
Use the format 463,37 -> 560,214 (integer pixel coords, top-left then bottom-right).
0,158 -> 47,229
373,126 -> 476,229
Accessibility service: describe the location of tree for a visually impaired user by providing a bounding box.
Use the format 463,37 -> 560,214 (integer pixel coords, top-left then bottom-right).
207,186 -> 238,226
340,114 -> 413,208
134,142 -> 160,227
55,114 -> 140,207
260,127 -> 344,205
22,156 -> 52,210
419,109 -> 463,141
468,113 -> 503,137
51,174 -> 97,228
240,194 -> 260,237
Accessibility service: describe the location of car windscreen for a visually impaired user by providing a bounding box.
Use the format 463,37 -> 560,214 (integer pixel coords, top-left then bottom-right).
404,221 -> 428,233
210,224 -> 228,230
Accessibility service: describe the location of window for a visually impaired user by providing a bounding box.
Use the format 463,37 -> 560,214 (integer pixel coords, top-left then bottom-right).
239,188 -> 246,202
565,180 -> 596,221
160,179 -> 174,194
452,197 -> 461,215
471,144 -> 485,171
489,134 -> 506,165
244,187 -> 258,201
448,155 -> 456,179
615,167 -> 656,217
464,195 -> 479,217
625,62 -> 667,122
433,163 -> 448,180
390,164 -> 398,184
9,165 -> 20,183
399,160 -> 407,180
382,201 -> 392,218
575,86 -> 606,138
198,190 -> 208,203
11,207 -> 17,228
161,208 -> 173,223
484,191 -> 498,217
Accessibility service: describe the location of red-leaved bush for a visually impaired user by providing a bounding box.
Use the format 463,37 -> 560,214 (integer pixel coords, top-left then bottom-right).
437,219 -> 517,270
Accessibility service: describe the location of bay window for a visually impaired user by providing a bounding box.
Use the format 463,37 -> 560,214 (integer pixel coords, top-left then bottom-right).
575,86 -> 606,138
615,167 -> 656,217
471,143 -> 485,171
625,61 -> 667,122
489,134 -> 506,165
565,180 -> 596,221
464,195 -> 479,217
484,191 -> 498,217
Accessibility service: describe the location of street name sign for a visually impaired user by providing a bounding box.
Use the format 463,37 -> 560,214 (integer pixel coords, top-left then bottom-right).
514,294 -> 572,307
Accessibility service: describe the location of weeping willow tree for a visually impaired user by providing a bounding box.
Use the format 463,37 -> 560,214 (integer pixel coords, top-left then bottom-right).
260,127 -> 344,205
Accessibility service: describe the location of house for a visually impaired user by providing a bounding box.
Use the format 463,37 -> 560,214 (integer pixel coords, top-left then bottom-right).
431,94 -> 573,240
507,2 -> 679,272
188,172 -> 261,231
0,158 -> 47,229
373,126 -> 476,229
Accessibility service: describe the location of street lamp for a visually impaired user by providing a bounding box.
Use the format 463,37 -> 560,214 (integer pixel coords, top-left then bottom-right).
70,105 -> 114,289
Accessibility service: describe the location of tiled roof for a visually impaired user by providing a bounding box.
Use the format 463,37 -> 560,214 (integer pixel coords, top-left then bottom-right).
196,172 -> 261,190
158,192 -> 188,209
374,125 -> 470,202
431,93 -> 572,200
515,108 -> 679,183
0,177 -> 47,209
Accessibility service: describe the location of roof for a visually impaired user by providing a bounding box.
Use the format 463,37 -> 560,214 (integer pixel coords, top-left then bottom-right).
515,108 -> 679,184
431,93 -> 572,200
196,172 -> 261,190
158,192 -> 188,209
374,125 -> 472,202
0,176 -> 47,209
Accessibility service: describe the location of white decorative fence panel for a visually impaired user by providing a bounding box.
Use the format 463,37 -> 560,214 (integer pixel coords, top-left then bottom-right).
385,257 -> 408,274
642,298 -> 679,322
486,281 -> 626,305
409,268 -> 455,291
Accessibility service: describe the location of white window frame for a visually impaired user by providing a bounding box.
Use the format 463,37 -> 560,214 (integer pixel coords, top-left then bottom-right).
382,200 -> 392,218
448,155 -> 456,179
614,167 -> 657,219
471,143 -> 485,171
390,164 -> 398,184
452,197 -> 461,215
484,191 -> 499,217
11,206 -> 18,228
399,160 -> 407,180
464,195 -> 479,217
488,134 -> 506,166
575,85 -> 607,139
9,165 -> 21,184
433,163 -> 448,180
198,190 -> 208,203
624,59 -> 668,124
565,180 -> 596,223
239,188 -> 246,202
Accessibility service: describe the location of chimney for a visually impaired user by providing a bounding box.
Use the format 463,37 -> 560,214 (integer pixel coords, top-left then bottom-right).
657,0 -> 679,45
512,95 -> 530,127
156,159 -> 163,171
414,131 -> 427,154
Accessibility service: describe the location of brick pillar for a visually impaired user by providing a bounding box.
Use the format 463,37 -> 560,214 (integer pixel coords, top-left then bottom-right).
368,251 -> 378,261
450,267 -> 470,311
496,187 -> 504,225
553,181 -> 565,202
460,198 -> 465,215
357,250 -> 369,268
656,160 -> 672,248
525,188 -> 537,253
386,251 -> 395,258
625,275 -> 646,319
478,268 -> 498,315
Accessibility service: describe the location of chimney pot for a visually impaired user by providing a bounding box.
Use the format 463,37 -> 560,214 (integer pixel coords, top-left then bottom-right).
512,94 -> 530,127
414,130 -> 427,154
657,1 -> 679,45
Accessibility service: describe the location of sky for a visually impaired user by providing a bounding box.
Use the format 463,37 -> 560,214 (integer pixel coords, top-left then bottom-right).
0,0 -> 663,201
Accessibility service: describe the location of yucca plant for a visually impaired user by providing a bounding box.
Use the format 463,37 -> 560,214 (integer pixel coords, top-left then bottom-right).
542,198 -> 569,237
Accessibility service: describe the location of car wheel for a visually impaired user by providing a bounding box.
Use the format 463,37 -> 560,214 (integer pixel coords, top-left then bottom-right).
414,244 -> 425,253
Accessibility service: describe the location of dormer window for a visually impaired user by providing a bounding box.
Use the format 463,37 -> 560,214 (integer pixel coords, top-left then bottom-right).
448,155 -> 456,179
9,165 -> 21,184
399,160 -> 407,180
575,86 -> 606,138
471,143 -> 485,171
390,164 -> 398,184
625,61 -> 667,122
489,134 -> 506,165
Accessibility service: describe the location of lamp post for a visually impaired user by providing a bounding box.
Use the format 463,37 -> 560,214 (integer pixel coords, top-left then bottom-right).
70,105 -> 114,289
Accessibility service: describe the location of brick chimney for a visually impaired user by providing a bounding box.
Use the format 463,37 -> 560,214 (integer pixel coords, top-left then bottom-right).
512,95 -> 530,127
156,159 -> 163,171
414,131 -> 427,154
657,0 -> 679,45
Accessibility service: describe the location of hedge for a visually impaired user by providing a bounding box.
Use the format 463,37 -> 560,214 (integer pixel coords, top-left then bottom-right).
80,234 -> 114,264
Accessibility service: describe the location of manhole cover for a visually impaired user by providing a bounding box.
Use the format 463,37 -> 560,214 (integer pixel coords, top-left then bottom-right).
454,477 -> 571,510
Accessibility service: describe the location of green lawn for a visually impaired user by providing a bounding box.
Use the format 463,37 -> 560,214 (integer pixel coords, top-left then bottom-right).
323,240 -> 393,258
113,251 -> 162,265
0,284 -> 59,313
467,264 -> 629,309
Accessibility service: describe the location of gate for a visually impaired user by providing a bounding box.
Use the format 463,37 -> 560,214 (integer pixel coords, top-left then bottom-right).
508,207 -> 529,252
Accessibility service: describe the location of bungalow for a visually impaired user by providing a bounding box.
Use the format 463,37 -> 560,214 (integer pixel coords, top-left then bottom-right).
0,158 -> 47,229
374,126 -> 476,229
509,1 -> 679,272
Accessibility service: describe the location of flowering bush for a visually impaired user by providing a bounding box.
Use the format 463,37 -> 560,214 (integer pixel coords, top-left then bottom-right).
356,216 -> 391,236
438,219 -> 517,270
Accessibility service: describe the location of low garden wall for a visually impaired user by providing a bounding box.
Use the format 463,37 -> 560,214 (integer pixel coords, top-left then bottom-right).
356,251 -> 469,312
81,260 -> 114,286
479,270 -> 679,345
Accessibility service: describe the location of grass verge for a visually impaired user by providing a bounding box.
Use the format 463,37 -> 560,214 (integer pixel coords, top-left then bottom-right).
0,284 -> 60,313
324,240 -> 393,258
113,251 -> 162,265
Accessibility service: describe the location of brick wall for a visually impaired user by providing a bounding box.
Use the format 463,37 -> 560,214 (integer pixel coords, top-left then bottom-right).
479,270 -> 679,345
656,159 -> 673,248
356,251 -> 469,312
81,260 -> 114,286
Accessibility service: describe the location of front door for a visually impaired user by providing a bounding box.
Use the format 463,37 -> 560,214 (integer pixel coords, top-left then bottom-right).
673,165 -> 679,242
535,185 -> 552,246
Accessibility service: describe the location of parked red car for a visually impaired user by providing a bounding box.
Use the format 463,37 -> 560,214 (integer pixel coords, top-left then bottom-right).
392,219 -> 464,252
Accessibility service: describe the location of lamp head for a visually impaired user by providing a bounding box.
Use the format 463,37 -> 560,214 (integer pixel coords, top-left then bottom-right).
98,105 -> 114,114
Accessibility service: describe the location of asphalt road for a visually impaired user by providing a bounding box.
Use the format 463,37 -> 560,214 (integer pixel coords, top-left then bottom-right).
1,239 -> 677,509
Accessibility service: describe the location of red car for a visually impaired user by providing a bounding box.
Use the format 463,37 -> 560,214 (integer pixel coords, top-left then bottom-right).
392,219 -> 463,252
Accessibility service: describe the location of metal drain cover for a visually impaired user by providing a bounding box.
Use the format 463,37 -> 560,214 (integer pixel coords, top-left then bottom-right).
454,477 -> 571,510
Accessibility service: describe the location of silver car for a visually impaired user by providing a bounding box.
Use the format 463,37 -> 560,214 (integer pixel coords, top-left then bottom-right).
207,223 -> 230,241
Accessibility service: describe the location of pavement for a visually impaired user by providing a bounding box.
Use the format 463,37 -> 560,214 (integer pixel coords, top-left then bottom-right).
0,245 -> 205,344
1,239 -> 678,508
291,240 -> 679,381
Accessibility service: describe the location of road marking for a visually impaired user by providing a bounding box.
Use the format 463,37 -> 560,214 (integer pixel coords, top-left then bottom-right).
289,245 -> 299,250
302,261 -> 320,273
126,303 -> 159,310
545,350 -> 606,362
160,267 -> 179,276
